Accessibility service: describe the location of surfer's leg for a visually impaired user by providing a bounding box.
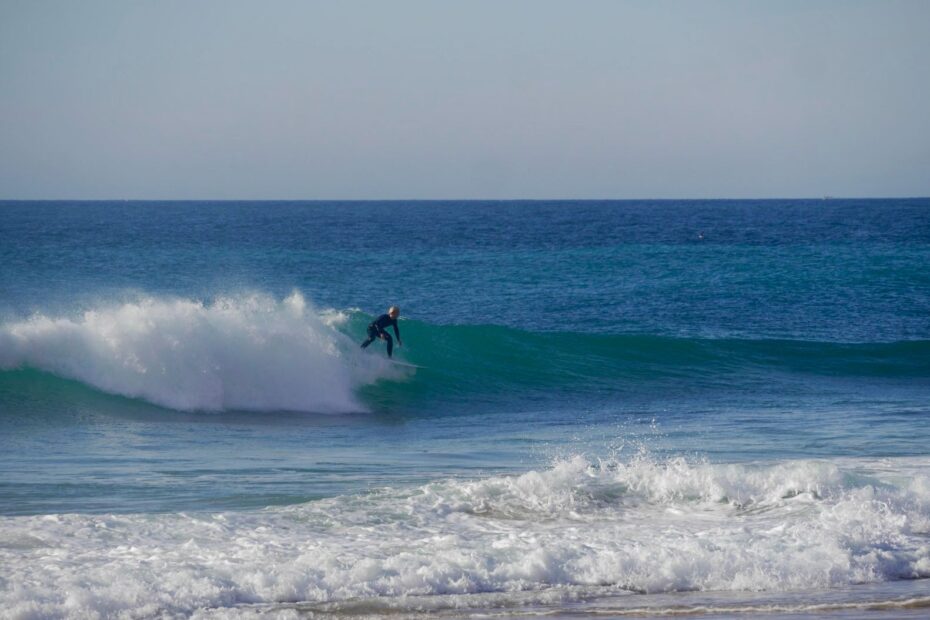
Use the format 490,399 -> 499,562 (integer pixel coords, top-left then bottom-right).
384,333 -> 394,357
361,325 -> 378,348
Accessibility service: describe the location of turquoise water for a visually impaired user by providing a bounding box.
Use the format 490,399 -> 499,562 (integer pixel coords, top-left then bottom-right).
1,200 -> 929,617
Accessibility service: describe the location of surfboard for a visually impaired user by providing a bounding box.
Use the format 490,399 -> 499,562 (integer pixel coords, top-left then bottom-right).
389,360 -> 425,369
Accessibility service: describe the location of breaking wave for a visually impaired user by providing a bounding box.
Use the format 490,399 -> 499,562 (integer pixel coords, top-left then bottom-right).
0,292 -> 402,413
1,290 -> 927,414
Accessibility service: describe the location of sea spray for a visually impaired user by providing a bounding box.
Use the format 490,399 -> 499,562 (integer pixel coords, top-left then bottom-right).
0,292 -> 400,413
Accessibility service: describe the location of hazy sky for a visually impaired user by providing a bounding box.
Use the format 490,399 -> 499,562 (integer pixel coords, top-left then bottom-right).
1,1 -> 928,199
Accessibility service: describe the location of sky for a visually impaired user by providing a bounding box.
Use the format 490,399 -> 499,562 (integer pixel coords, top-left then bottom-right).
1,0 -> 928,200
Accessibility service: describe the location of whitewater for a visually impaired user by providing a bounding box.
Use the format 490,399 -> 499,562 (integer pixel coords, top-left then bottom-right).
4,455 -> 930,618
0,292 -> 401,413
2,199 -> 929,618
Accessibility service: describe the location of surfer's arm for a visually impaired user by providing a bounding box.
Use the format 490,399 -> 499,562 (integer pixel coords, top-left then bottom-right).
393,321 -> 402,345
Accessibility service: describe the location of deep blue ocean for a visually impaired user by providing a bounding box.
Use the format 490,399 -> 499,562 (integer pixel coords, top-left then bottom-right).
1,199 -> 929,618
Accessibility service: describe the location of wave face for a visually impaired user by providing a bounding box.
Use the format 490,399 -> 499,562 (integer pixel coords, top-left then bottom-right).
0,293 -> 401,413
350,316 -> 930,410
2,455 -> 929,617
397,320 -> 930,383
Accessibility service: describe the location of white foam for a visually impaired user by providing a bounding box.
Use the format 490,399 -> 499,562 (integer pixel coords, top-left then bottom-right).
0,292 -> 397,412
2,456 -> 929,618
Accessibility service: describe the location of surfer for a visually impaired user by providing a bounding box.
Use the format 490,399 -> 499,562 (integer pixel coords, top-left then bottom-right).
360,306 -> 402,358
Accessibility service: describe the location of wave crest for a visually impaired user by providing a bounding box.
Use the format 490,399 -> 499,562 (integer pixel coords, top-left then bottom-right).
0,292 -> 397,412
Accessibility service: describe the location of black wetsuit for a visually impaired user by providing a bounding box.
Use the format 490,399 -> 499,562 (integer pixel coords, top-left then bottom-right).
360,314 -> 401,357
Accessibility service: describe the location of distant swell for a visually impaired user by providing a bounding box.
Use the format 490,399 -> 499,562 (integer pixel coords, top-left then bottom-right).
0,293 -> 401,413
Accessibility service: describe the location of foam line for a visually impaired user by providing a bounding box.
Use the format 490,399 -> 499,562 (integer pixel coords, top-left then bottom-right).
2,455 -> 929,617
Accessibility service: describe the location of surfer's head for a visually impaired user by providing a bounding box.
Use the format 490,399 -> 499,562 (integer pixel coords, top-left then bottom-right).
388,306 -> 400,318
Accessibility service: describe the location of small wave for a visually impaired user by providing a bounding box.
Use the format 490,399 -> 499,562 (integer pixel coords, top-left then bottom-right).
2,455 -> 929,617
0,292 -> 402,413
